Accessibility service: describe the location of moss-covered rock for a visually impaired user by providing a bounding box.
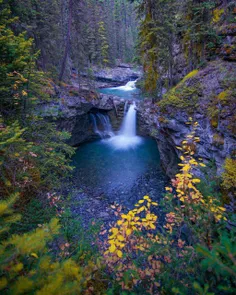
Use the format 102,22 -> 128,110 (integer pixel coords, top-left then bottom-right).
222,158 -> 236,191
140,60 -> 236,177
158,70 -> 201,113
213,133 -> 225,147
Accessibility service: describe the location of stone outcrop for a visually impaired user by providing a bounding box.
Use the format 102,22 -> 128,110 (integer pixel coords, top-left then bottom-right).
138,60 -> 236,178
80,65 -> 142,88
218,24 -> 236,62
37,84 -> 126,146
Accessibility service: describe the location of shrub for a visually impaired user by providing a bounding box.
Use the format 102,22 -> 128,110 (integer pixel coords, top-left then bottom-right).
103,120 -> 235,294
0,194 -> 105,295
222,158 -> 236,191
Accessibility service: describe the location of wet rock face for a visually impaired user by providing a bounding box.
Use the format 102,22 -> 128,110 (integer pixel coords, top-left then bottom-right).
82,65 -> 142,88
137,61 -> 236,178
218,24 -> 236,62
37,84 -> 128,146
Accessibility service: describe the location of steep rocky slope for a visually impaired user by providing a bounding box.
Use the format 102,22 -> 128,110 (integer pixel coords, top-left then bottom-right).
138,60 -> 236,177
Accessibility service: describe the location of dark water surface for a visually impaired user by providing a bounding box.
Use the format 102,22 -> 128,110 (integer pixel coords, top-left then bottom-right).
72,138 -> 167,209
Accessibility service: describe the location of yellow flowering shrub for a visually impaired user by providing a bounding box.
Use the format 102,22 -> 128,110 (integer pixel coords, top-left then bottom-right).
103,119 -> 230,293
103,196 -> 163,291
164,119 -> 227,243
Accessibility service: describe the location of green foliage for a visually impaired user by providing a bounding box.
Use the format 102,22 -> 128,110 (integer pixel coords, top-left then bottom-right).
98,21 -> 109,65
222,158 -> 236,191
0,1 -> 36,114
181,0 -> 218,67
196,231 -> 236,294
212,8 -> 225,24
0,3 -> 74,202
0,195 -> 105,295
0,118 -> 74,200
0,120 -> 35,197
137,0 -> 178,96
137,0 -> 225,97
158,71 -> 201,111
10,197 -> 56,234
0,193 -> 20,236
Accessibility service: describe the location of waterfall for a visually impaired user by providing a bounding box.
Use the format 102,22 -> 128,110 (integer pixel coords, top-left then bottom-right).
111,79 -> 137,91
120,104 -> 136,137
105,102 -> 142,150
90,113 -> 114,138
124,101 -> 129,114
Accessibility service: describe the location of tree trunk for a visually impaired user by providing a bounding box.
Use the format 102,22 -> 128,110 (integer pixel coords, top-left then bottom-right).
59,0 -> 72,82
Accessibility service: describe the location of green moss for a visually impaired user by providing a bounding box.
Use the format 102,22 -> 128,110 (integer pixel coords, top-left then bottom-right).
212,133 -> 224,146
158,84 -> 200,111
212,8 -> 224,23
210,118 -> 219,128
158,70 -> 201,112
182,70 -> 199,82
222,158 -> 236,191
218,90 -> 232,105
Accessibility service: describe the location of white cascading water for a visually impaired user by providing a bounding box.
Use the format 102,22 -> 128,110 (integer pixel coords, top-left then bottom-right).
120,104 -> 137,137
90,113 -> 114,138
106,102 -> 142,150
111,80 -> 137,91
124,100 -> 129,114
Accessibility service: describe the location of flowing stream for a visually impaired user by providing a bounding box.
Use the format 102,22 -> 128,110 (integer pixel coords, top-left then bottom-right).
72,81 -> 166,211
99,79 -> 141,99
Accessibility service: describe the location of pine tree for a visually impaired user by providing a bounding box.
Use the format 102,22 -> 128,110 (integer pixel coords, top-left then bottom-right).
98,21 -> 110,65
0,0 -> 36,117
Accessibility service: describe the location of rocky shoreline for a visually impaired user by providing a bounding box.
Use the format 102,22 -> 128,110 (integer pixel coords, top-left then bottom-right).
70,166 -> 167,230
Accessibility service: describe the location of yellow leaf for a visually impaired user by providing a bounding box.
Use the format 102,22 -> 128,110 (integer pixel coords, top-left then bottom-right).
219,207 -> 226,211
12,263 -> 23,272
126,229 -> 132,236
192,179 -> 201,183
0,277 -> 7,290
110,227 -> 118,235
139,206 -> 145,212
151,202 -> 158,206
117,250 -> 123,258
117,234 -> 125,241
31,253 -> 39,259
138,200 -> 145,204
22,90 -> 28,96
109,244 -> 116,253
117,220 -> 123,226
150,223 -> 156,229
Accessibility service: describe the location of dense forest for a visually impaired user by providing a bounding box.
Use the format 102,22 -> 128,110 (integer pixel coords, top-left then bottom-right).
6,0 -> 138,80
0,0 -> 236,294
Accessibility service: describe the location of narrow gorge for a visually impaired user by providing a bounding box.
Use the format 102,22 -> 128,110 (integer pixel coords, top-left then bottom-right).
1,0 -> 235,294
